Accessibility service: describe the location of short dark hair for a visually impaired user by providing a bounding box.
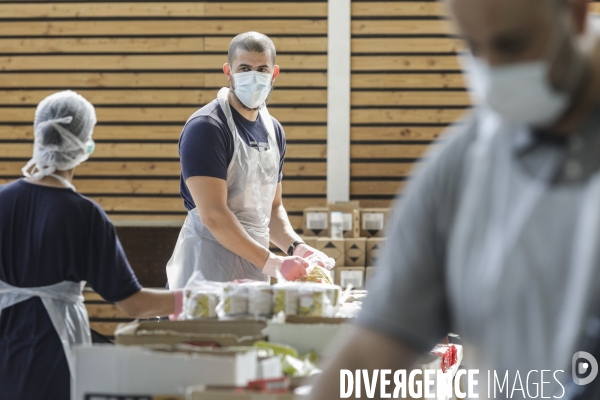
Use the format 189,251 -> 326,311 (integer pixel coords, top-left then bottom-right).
228,32 -> 276,66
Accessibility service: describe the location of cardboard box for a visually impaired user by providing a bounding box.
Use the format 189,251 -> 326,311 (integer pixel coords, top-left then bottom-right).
301,236 -> 318,248
365,266 -> 377,286
266,316 -> 351,356
303,207 -> 329,237
316,238 -> 345,267
115,320 -> 266,347
360,208 -> 390,237
344,238 -> 366,267
328,201 -> 361,238
366,237 -> 387,266
336,267 -> 365,290
187,388 -> 299,400
72,345 -> 258,400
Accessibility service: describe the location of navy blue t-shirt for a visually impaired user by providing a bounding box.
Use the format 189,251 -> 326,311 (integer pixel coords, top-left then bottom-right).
179,99 -> 286,211
0,180 -> 142,400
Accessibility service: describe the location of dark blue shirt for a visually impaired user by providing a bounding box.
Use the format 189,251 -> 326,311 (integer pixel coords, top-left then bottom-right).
0,180 -> 142,400
179,100 -> 286,211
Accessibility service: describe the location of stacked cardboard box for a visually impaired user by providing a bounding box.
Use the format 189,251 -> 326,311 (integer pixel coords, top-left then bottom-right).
301,202 -> 390,289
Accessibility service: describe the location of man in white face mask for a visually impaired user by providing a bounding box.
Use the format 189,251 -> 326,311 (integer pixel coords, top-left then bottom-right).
167,32 -> 334,289
311,1 -> 600,399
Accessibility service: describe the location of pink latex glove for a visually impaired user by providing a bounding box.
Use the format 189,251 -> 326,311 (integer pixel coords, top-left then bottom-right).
263,253 -> 309,281
294,244 -> 335,270
168,289 -> 184,321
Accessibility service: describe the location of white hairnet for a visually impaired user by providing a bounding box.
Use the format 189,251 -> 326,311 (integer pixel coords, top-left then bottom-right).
22,90 -> 97,178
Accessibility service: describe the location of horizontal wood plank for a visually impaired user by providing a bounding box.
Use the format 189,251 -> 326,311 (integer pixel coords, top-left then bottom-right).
352,38 -> 464,54
89,322 -> 122,337
351,162 -> 420,177
84,291 -> 105,301
0,3 -> 206,18
0,72 -> 328,88
352,2 -> 445,17
1,143 -> 326,159
351,73 -> 466,89
351,144 -> 432,159
0,161 -> 325,177
0,20 -> 327,36
351,20 -> 452,35
109,214 -> 186,224
0,37 -> 327,54
0,55 -> 326,71
203,2 -> 327,17
204,37 -> 327,53
0,107 -> 327,124
0,2 -> 327,18
351,181 -> 406,195
351,109 -> 466,124
353,199 -> 396,208
352,55 -> 461,71
351,126 -> 445,141
86,303 -> 130,319
0,89 -> 327,106
352,91 -> 470,106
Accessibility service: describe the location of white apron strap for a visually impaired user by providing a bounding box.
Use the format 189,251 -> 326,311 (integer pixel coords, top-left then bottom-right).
48,173 -> 76,191
0,280 -> 91,380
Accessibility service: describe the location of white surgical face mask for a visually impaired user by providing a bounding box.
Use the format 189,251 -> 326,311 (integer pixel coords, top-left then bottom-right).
466,57 -> 570,127
464,21 -> 584,128
232,70 -> 272,109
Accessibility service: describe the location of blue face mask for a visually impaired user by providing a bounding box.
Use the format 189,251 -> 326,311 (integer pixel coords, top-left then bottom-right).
85,138 -> 95,155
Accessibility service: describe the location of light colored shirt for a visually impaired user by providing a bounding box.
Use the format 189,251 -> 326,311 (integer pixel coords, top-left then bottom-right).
358,102 -> 600,398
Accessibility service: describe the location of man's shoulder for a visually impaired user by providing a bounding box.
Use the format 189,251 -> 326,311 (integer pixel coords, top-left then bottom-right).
410,112 -> 478,204
181,100 -> 229,136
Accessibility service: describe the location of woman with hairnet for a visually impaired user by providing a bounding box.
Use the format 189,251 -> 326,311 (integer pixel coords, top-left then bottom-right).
0,91 -> 184,400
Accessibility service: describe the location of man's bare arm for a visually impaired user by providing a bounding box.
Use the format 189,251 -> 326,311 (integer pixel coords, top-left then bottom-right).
269,183 -> 303,252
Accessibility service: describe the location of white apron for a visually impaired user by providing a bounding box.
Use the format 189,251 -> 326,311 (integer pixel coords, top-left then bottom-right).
166,88 -> 280,288
1,173 -> 91,381
447,110 -> 600,387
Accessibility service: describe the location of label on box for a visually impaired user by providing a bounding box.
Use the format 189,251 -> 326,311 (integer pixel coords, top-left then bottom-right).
362,213 -> 384,231
342,213 -> 353,231
340,270 -> 364,289
307,212 -> 328,230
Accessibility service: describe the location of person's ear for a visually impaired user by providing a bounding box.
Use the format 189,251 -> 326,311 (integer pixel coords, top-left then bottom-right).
272,65 -> 280,81
223,63 -> 232,82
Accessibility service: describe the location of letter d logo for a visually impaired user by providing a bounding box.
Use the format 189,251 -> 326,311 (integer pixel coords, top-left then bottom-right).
572,351 -> 598,385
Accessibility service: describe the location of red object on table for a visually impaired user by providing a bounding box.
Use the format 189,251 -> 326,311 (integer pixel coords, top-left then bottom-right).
431,344 -> 458,373
246,377 -> 290,393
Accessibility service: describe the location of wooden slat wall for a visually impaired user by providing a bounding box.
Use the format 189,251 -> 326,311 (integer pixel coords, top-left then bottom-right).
349,1 -> 600,208
0,1 -> 328,230
350,1 -> 465,208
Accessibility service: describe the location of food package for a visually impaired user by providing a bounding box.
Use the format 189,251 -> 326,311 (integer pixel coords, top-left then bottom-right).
297,284 -> 340,317
221,284 -> 249,317
298,264 -> 334,285
298,289 -> 325,317
246,282 -> 273,317
273,283 -> 300,316
181,289 -> 219,319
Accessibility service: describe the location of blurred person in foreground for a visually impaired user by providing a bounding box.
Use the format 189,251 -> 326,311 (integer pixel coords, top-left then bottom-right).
0,91 -> 184,400
311,0 -> 600,398
166,32 -> 333,289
